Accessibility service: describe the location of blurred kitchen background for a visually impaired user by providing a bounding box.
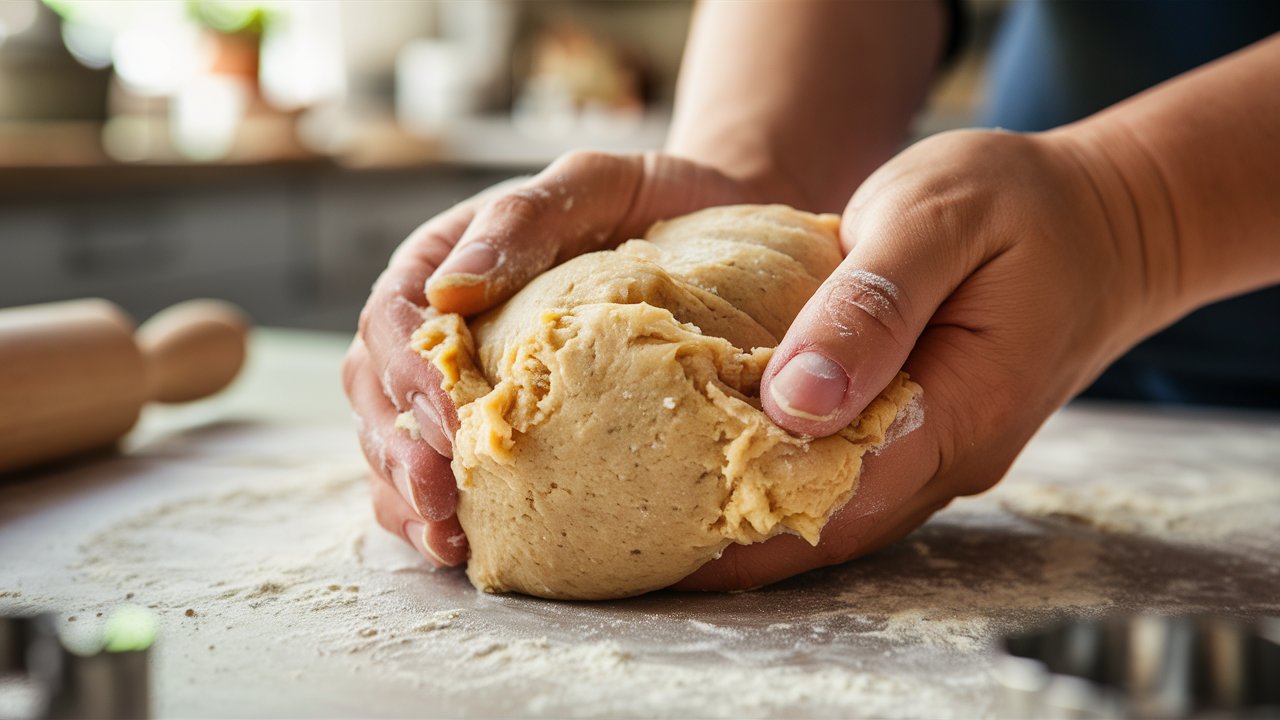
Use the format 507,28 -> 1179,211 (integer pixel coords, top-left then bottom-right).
0,0 -> 1001,331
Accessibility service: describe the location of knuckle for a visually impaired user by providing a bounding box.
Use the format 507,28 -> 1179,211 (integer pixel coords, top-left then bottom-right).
905,189 -> 970,239
418,233 -> 453,268
358,278 -> 402,338
357,302 -> 374,338
553,148 -> 616,175
370,496 -> 399,535
371,511 -> 396,536
340,346 -> 364,395
390,235 -> 443,272
340,359 -> 356,395
357,424 -> 391,479
817,270 -> 913,349
487,187 -> 549,223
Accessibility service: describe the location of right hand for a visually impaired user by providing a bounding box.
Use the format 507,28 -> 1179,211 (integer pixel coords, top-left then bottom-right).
678,128 -> 1174,591
342,151 -> 771,565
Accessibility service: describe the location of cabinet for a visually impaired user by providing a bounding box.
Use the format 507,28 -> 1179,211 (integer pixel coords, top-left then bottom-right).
0,165 -> 519,331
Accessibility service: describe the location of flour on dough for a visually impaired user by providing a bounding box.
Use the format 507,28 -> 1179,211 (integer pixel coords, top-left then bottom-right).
403,205 -> 921,600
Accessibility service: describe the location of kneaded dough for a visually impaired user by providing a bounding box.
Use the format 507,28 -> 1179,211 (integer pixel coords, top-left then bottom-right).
404,204 -> 921,600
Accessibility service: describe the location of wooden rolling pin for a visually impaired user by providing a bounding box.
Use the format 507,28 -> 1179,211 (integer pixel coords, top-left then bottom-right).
0,298 -> 249,475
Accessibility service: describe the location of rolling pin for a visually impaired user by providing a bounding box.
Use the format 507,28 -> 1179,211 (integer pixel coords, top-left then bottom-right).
0,298 -> 249,475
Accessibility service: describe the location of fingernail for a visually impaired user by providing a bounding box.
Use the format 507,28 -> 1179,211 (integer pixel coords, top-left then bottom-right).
769,352 -> 848,421
403,520 -> 444,567
411,393 -> 453,459
436,242 -> 498,278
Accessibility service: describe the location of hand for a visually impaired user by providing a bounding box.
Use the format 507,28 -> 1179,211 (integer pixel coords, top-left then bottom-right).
677,128 -> 1167,590
342,151 -> 767,565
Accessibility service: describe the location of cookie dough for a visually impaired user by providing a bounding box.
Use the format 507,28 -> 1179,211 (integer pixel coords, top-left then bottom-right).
406,205 -> 921,600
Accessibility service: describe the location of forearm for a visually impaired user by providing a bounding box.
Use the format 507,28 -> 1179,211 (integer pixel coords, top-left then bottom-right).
666,0 -> 947,212
1054,34 -> 1280,338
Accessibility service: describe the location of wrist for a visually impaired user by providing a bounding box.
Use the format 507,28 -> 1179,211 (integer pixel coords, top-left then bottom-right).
1046,35 -> 1280,341
1042,123 -> 1188,347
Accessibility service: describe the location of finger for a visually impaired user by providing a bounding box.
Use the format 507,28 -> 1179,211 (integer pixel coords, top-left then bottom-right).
366,473 -> 432,562
426,151 -> 748,316
761,177 -> 991,438
346,341 -> 459,522
367,474 -> 468,567
359,180 -> 538,449
359,202 -> 479,447
373,199 -> 479,309
426,514 -> 469,566
360,290 -> 458,451
345,340 -> 391,479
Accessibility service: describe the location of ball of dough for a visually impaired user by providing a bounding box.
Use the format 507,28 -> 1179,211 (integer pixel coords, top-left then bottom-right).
405,205 -> 920,600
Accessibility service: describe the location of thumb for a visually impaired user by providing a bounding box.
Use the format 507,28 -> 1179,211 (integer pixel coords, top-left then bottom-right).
426,151 -> 644,315
761,200 -> 974,437
427,151 -> 748,316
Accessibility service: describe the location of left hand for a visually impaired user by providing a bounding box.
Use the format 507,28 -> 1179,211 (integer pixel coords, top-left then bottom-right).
343,150 -> 771,566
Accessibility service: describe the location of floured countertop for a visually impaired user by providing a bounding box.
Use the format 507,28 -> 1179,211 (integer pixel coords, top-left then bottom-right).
2,330 -> 1278,718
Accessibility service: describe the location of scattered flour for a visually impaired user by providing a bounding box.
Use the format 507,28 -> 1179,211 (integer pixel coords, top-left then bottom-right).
996,472 -> 1280,544
992,407 -> 1280,561
862,611 -> 986,652
47,466 -> 1026,717
4,405 -> 1278,717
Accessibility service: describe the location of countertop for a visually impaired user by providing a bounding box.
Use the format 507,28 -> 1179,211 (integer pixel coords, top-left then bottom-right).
2,329 -> 1278,718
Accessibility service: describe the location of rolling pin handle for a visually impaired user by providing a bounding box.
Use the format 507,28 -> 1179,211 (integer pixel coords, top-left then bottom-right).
136,299 -> 250,404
